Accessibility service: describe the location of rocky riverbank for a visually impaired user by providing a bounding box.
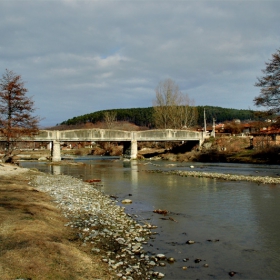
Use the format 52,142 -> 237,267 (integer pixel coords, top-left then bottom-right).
0,163 -> 169,279
148,169 -> 280,185
30,173 -> 166,280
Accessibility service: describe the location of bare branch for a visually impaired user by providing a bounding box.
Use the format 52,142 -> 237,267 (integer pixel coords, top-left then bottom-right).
153,78 -> 197,129
103,111 -> 117,129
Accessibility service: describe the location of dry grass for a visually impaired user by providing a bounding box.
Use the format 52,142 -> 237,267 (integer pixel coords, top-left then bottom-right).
0,172 -> 113,280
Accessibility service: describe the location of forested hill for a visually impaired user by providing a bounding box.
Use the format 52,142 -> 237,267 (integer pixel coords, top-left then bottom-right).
60,106 -> 256,128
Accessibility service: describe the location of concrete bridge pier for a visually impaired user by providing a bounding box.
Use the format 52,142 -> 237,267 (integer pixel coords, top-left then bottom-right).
123,140 -> 138,159
51,140 -> 61,162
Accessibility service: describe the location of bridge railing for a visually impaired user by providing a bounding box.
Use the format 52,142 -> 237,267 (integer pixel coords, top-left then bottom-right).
1,128 -> 205,142
8,129 -> 131,142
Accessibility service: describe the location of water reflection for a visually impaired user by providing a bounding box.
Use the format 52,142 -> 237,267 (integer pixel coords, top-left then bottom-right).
51,164 -> 61,175
130,161 -> 139,189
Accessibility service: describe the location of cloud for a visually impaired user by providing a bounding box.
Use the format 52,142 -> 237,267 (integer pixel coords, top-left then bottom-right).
0,0 -> 279,126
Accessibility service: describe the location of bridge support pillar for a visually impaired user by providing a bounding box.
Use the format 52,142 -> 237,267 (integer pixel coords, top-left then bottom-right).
51,140 -> 61,162
131,140 -> 138,159
123,140 -> 138,159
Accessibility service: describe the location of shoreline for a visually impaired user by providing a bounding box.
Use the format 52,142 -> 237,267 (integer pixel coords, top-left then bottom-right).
0,164 -> 165,279
30,173 -> 160,279
148,169 -> 280,185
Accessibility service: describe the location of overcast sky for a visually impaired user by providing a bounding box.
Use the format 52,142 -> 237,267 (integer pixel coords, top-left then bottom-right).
1,0 -> 279,127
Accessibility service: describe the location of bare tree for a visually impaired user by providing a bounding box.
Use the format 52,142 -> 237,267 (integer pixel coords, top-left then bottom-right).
153,78 -> 197,129
103,110 -> 117,129
177,94 -> 197,129
153,79 -> 180,129
0,69 -> 40,162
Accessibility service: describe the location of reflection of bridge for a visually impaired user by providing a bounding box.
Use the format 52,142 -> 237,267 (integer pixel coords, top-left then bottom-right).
15,129 -> 206,161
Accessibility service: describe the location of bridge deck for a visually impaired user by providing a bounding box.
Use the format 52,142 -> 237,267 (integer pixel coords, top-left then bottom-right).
28,129 -> 204,142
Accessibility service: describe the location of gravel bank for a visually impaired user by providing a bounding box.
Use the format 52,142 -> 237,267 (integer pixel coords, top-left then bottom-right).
30,173 -> 165,280
148,170 -> 280,184
0,163 -> 29,175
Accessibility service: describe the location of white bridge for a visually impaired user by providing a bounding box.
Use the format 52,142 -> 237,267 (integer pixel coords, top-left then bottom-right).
5,129 -> 206,161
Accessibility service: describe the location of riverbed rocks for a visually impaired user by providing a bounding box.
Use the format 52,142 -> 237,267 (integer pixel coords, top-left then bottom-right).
122,199 -> 133,204
30,173 -> 167,279
153,209 -> 168,215
229,271 -> 238,277
156,253 -> 166,260
148,169 -> 280,185
38,156 -> 48,161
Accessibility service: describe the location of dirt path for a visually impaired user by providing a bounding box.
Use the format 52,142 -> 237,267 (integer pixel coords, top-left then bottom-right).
0,164 -> 113,280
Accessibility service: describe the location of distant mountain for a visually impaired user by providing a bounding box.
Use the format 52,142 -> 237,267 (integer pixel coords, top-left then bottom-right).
59,106 -> 256,128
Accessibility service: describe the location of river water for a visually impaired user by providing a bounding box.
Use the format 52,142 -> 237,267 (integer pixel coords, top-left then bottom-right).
20,158 -> 280,280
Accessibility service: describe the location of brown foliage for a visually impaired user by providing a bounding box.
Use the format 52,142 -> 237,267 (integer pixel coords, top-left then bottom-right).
0,69 -> 41,161
251,146 -> 280,164
223,121 -> 243,134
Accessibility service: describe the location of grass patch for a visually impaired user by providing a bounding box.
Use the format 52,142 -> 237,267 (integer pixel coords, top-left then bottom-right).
0,172 -> 114,280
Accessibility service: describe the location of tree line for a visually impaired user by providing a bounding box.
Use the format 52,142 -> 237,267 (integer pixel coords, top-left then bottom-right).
60,107 -> 155,128
60,105 -> 256,128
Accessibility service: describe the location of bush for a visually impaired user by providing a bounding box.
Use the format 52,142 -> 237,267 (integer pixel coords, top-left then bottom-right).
252,146 -> 280,163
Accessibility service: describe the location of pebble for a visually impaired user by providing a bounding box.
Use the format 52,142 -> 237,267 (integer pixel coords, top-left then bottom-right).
30,173 -> 165,279
122,199 -> 132,204
156,253 -> 166,259
148,261 -> 156,266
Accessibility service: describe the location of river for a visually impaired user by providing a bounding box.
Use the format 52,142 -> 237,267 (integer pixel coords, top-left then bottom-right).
20,158 -> 280,279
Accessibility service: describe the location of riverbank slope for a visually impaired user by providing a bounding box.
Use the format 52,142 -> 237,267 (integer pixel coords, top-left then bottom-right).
139,136 -> 280,164
0,164 -> 113,280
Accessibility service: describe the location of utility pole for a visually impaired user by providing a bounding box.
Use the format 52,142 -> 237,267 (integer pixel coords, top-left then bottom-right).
204,108 -> 207,134
211,118 -> 216,137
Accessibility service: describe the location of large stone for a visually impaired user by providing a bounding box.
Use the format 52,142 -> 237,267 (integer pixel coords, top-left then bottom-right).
156,253 -> 166,260
122,199 -> 132,204
38,157 -> 47,161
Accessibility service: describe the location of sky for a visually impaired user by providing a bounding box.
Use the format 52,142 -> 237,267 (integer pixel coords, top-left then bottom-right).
1,0 -> 280,127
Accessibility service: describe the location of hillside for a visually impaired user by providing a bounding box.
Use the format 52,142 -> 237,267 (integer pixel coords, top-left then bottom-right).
58,106 -> 256,129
